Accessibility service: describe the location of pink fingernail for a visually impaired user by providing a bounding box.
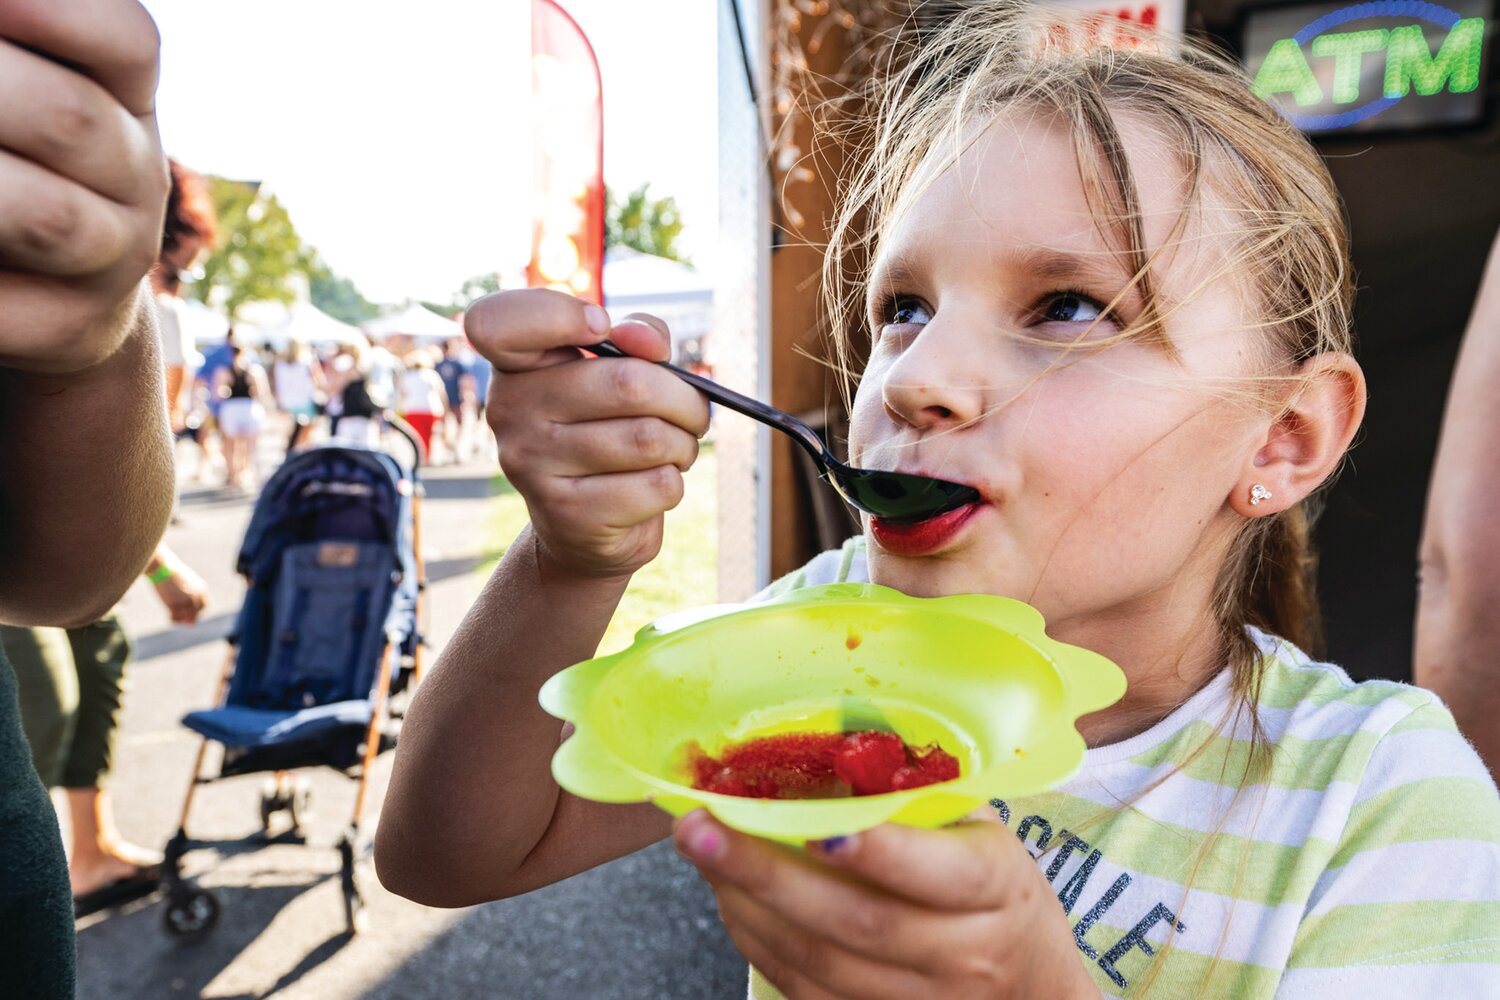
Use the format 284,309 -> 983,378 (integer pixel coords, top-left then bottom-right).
680,814 -> 725,862
583,304 -> 610,338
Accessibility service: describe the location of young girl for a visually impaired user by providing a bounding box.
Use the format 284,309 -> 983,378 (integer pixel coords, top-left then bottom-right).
376,5 -> 1500,997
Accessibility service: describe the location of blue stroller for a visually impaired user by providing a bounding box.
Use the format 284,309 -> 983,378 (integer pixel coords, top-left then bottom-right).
161,426 -> 427,940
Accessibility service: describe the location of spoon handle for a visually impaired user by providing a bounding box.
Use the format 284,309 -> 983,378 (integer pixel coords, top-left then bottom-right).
587,340 -> 832,465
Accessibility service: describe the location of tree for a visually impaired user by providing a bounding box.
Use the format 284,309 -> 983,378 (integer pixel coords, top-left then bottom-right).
310,257 -> 382,325
189,177 -> 320,321
605,183 -> 688,263
451,272 -> 502,312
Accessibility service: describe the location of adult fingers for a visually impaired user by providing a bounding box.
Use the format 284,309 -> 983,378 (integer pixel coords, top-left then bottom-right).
465,289 -> 612,372
0,148 -> 129,275
0,40 -> 155,202
805,809 -> 1026,912
0,0 -> 162,117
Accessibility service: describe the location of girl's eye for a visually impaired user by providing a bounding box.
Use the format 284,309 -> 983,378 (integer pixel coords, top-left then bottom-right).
1041,291 -> 1107,324
880,295 -> 932,329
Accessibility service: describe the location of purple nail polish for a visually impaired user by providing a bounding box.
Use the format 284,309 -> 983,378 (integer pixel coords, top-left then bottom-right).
815,835 -> 851,854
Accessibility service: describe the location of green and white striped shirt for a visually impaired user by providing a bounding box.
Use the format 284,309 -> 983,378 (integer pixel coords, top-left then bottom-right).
749,537 -> 1500,999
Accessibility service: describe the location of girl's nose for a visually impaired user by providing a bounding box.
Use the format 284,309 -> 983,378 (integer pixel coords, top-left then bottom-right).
880,325 -> 986,433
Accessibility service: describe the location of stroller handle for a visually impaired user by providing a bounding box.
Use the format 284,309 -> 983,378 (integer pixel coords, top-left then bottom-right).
382,410 -> 424,472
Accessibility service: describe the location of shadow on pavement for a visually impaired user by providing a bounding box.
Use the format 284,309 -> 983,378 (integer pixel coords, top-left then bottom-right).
76,876 -> 345,999
357,841 -> 745,1000
133,611 -> 237,662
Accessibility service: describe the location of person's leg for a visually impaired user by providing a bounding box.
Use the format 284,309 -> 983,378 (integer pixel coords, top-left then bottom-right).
1,625 -> 77,789
60,617 -> 159,895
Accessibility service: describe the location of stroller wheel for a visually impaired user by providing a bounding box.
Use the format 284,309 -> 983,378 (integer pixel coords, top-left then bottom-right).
343,879 -> 368,935
162,887 -> 219,944
287,779 -> 314,835
339,832 -> 368,935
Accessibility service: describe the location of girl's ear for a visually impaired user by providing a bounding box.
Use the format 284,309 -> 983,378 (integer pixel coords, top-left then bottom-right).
1230,353 -> 1366,517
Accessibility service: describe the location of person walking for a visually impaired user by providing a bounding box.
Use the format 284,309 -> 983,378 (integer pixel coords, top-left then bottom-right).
397,349 -> 448,461
273,339 -> 327,453
215,343 -> 272,490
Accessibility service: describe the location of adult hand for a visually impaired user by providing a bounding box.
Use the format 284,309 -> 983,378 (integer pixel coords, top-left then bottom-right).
674,810 -> 1102,1000
152,563 -> 208,625
0,0 -> 169,375
466,289 -> 709,582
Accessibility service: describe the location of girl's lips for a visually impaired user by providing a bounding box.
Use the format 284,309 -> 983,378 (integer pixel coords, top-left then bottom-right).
869,502 -> 983,557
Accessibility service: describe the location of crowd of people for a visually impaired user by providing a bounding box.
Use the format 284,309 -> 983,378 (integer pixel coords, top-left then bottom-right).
169,330 -> 495,489
160,314 -> 495,493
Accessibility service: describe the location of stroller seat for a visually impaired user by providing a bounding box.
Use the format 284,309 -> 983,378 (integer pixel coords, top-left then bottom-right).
184,537 -> 397,751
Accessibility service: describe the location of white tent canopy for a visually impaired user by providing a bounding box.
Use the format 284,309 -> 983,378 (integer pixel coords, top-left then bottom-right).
255,301 -> 368,348
363,303 -> 462,342
602,247 -> 713,357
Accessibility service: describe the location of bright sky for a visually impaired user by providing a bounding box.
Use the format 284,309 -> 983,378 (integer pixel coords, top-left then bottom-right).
141,1 -> 720,305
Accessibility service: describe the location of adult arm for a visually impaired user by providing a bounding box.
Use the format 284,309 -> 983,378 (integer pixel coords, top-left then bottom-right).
1416,227 -> 1500,778
0,290 -> 172,626
0,0 -> 172,627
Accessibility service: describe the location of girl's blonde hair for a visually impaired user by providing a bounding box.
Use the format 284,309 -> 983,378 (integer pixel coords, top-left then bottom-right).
817,5 -> 1356,990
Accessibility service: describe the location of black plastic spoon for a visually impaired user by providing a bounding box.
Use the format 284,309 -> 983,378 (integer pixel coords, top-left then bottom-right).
588,340 -> 980,524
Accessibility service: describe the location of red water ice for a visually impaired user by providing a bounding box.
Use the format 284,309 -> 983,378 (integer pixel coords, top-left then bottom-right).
686,729 -> 959,799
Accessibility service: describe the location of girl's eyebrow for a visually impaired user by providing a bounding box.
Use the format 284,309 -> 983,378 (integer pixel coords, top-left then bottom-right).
870,244 -> 1142,310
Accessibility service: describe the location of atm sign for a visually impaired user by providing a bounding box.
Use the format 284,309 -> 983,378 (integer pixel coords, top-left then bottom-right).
1243,0 -> 1494,134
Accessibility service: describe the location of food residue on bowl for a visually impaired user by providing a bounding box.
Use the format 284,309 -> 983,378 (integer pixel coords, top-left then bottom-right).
682,729 -> 960,799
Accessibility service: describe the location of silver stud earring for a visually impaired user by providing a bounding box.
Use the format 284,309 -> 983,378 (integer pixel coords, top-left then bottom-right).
1249,484 -> 1273,507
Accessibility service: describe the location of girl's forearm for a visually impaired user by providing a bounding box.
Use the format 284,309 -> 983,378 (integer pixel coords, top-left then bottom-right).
376,526 -> 630,904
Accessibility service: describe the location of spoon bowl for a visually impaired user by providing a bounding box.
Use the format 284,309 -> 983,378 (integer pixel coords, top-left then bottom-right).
588,340 -> 980,523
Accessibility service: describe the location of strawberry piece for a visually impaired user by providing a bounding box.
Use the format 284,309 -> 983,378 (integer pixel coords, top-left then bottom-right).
910,743 -> 960,782
834,730 -> 909,795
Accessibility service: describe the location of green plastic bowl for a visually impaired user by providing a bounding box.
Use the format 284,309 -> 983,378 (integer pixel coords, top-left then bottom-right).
540,583 -> 1125,843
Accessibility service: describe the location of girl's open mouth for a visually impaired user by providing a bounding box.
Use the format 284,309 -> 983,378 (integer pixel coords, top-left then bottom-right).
870,502 -> 983,556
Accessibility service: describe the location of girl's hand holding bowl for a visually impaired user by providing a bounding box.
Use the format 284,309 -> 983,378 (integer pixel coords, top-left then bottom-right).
674,808 -> 1101,1000
465,289 -> 710,582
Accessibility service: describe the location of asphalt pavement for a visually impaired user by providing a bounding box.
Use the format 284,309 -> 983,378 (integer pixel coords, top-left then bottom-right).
68,432 -> 746,999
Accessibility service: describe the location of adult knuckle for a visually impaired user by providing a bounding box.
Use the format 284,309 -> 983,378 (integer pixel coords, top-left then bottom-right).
19,193 -> 83,260
44,90 -> 103,155
121,5 -> 163,70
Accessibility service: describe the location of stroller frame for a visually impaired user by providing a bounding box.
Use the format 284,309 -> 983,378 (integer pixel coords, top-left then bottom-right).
161,416 -> 428,941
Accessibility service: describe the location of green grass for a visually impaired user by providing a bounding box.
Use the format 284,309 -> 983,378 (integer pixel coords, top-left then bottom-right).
485,445 -> 719,654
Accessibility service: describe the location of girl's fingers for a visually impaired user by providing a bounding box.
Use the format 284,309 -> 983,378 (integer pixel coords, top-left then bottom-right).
676,811 -> 969,972
506,416 -> 701,478
714,916 -> 852,1000
465,289 -> 613,372
0,0 -> 162,117
495,355 -> 709,431
0,40 -> 154,203
526,465 -> 687,532
805,810 -> 1024,912
714,884 -> 944,999
0,148 -> 129,275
